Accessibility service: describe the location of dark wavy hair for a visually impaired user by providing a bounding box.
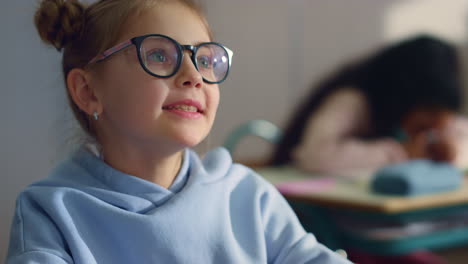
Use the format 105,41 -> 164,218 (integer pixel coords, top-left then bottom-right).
271,34 -> 462,166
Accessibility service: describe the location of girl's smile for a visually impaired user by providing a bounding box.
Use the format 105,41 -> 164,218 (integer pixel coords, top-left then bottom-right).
162,98 -> 205,119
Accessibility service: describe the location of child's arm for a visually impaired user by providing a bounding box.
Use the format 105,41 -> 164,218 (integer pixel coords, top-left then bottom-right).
259,177 -> 352,263
292,88 -> 407,175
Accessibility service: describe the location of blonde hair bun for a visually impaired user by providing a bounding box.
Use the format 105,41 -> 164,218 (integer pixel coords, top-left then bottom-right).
34,0 -> 85,51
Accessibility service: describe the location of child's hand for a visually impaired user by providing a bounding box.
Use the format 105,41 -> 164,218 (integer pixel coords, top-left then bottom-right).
403,129 -> 456,162
426,129 -> 456,162
400,107 -> 456,162
378,138 -> 408,164
403,131 -> 428,160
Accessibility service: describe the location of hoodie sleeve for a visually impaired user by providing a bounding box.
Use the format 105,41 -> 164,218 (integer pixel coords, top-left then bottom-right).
259,179 -> 352,264
6,193 -> 73,264
6,251 -> 70,264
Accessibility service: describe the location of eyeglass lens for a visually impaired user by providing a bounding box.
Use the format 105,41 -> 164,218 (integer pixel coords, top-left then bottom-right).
139,36 -> 229,83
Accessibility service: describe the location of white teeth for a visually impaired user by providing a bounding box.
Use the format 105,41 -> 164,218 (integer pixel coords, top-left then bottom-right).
166,105 -> 198,112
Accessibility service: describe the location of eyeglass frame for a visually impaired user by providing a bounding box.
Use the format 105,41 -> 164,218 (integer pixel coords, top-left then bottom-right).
87,34 -> 233,84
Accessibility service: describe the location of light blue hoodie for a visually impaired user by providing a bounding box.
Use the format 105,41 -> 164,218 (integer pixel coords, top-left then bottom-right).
6,146 -> 351,264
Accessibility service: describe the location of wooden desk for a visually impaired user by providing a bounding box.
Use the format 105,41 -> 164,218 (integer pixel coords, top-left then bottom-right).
256,166 -> 468,255
258,166 -> 468,213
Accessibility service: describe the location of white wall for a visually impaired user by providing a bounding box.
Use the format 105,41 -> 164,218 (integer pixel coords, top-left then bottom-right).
1,0 -> 467,260
202,0 -> 396,161
203,0 -> 468,161
1,1 -> 69,259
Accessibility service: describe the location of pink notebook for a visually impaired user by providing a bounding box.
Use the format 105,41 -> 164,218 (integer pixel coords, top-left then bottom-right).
275,177 -> 336,195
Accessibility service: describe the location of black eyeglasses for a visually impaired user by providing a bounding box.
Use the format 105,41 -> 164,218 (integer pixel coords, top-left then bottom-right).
88,34 -> 233,84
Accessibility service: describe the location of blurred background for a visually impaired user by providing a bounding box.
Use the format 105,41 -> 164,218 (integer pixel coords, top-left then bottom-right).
2,0 -> 468,261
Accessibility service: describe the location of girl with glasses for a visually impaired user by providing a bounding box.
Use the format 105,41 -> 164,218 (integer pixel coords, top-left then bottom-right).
6,0 -> 350,263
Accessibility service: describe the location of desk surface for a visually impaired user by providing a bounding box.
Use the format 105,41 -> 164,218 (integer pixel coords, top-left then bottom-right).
257,167 -> 468,213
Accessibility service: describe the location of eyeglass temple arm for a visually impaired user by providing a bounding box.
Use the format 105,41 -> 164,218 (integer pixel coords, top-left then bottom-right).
225,47 -> 233,67
88,40 -> 133,64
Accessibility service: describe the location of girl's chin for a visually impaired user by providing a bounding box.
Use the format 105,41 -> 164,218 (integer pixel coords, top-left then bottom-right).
172,134 -> 207,149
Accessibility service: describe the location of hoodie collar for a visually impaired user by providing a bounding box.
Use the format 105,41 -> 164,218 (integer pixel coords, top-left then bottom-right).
73,146 -> 190,205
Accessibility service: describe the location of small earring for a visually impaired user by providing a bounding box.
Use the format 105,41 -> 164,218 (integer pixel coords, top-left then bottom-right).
93,111 -> 99,121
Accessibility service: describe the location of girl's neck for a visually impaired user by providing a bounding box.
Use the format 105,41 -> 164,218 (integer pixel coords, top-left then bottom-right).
100,143 -> 184,189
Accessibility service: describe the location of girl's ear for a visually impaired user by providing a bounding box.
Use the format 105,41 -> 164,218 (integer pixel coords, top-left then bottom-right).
66,68 -> 103,116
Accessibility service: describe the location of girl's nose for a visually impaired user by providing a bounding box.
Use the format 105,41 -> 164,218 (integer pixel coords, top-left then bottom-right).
175,55 -> 203,89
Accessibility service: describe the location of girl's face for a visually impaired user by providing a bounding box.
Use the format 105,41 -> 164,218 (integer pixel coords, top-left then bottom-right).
91,3 -> 219,152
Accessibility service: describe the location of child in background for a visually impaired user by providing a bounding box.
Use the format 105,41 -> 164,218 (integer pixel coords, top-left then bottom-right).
271,35 -> 468,175
6,0 -> 350,263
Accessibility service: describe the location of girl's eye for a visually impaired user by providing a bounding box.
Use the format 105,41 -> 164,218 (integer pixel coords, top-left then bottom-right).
197,56 -> 212,69
147,50 -> 167,63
